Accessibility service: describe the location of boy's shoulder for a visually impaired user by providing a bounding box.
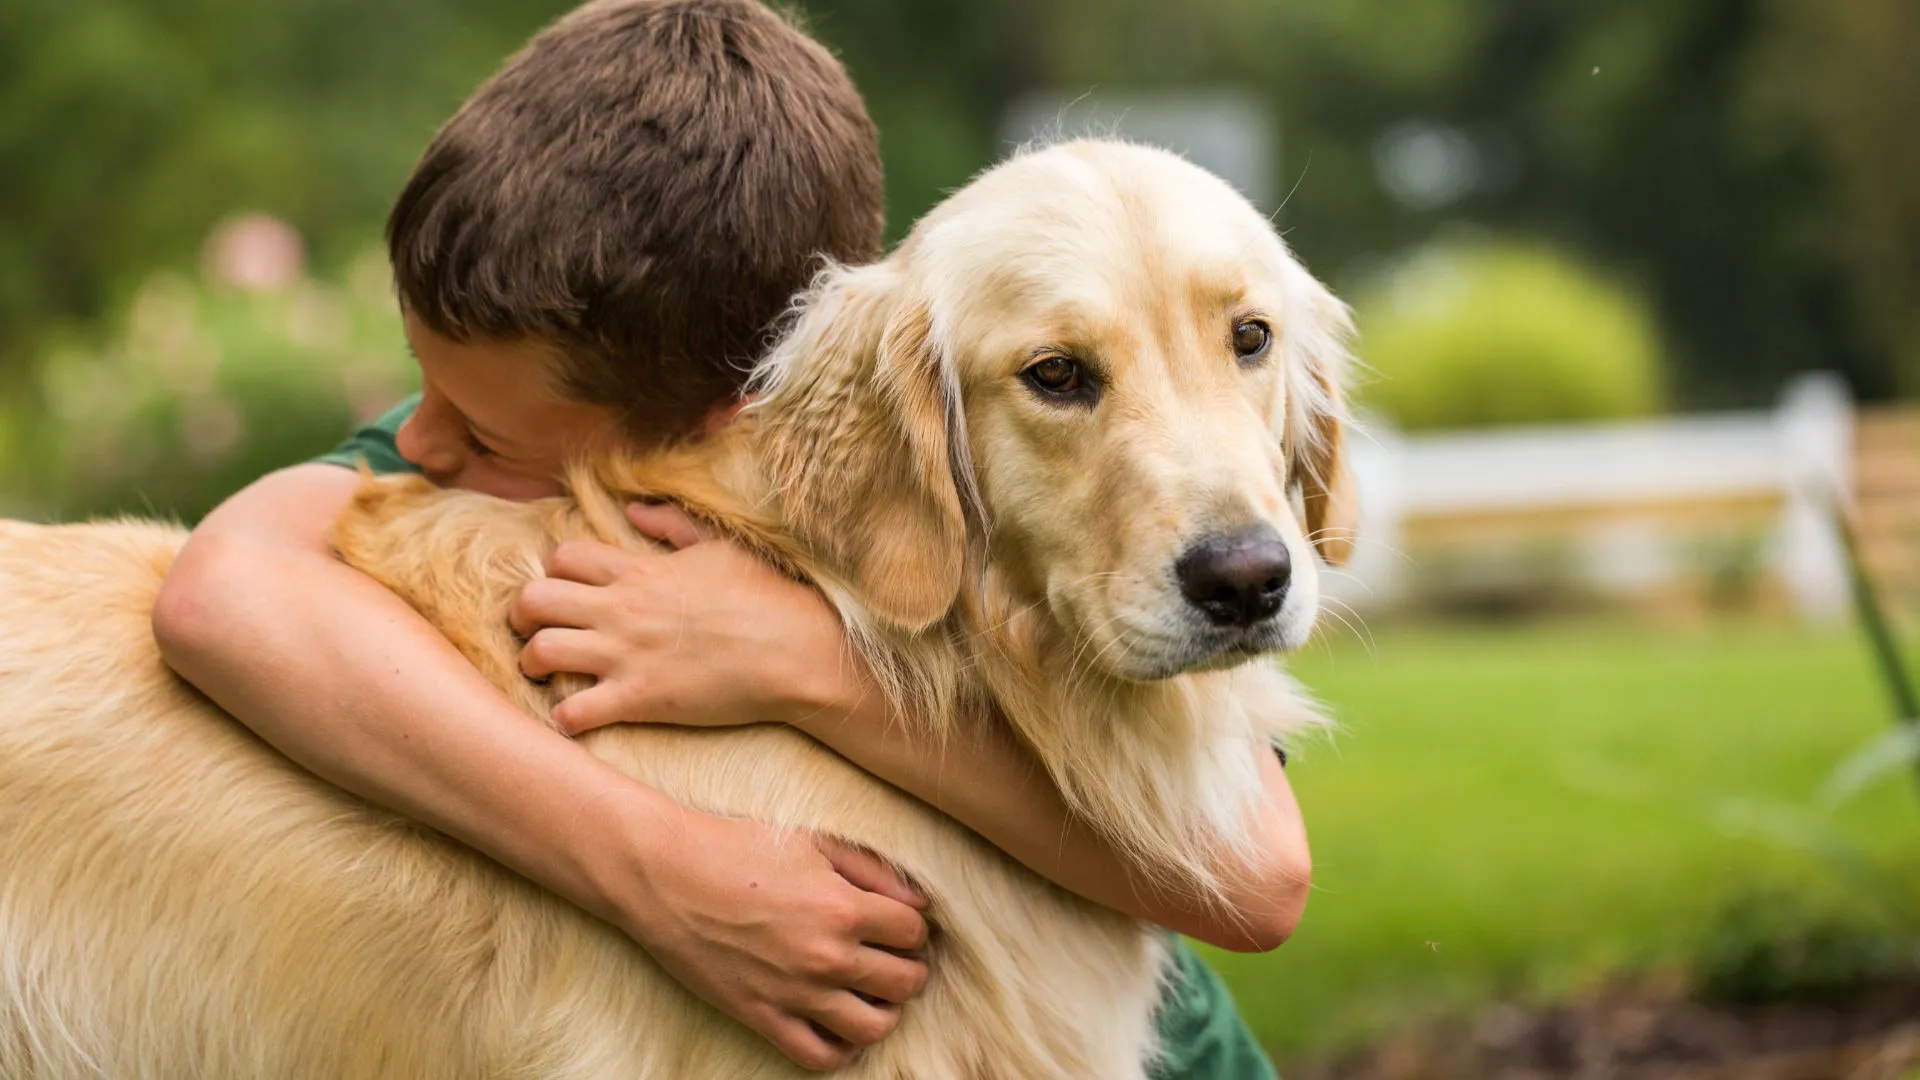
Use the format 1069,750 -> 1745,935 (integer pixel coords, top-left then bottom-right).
313,395 -> 422,477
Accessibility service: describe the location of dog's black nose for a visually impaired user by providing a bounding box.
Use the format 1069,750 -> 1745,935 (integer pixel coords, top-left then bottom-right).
1176,526 -> 1291,628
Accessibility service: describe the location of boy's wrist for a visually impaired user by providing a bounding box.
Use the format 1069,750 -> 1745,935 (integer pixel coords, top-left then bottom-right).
566,780 -> 689,936
779,646 -> 875,735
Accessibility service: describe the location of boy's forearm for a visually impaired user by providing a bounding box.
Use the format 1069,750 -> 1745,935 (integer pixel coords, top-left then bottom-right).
153,470 -> 940,1064
155,524 -> 674,936
798,688 -> 1310,952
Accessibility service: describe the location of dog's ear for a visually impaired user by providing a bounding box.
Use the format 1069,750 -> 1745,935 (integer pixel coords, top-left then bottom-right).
754,264 -> 965,632
1285,273 -> 1358,567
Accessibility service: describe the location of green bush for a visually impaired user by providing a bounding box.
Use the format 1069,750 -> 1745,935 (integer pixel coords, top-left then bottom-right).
1354,239 -> 1667,431
1695,887 -> 1919,1005
2,251 -> 413,524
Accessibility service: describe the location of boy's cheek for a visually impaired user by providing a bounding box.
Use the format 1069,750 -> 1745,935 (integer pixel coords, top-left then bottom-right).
454,462 -> 569,502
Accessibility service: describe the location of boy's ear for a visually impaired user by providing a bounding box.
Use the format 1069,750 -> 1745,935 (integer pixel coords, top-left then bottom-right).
755,265 -> 965,632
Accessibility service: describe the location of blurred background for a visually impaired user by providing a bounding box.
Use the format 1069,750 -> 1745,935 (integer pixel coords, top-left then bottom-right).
2,0 -> 1916,1075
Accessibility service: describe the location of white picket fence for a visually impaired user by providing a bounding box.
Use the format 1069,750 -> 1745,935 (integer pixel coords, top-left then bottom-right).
1329,373 -> 1857,622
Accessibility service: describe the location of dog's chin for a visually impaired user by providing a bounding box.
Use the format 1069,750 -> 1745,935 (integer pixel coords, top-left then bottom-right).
1081,607 -> 1317,683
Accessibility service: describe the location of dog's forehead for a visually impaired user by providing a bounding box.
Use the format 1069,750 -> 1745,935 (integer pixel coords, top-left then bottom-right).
915,141 -> 1290,322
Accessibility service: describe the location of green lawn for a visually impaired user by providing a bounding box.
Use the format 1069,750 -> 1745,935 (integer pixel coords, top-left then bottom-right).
1205,619 -> 1920,1058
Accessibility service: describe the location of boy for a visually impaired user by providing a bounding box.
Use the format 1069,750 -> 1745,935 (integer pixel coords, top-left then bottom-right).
153,1 -> 1304,1075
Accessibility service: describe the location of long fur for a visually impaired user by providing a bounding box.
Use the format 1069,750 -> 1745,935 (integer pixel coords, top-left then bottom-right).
0,139 -> 1356,1079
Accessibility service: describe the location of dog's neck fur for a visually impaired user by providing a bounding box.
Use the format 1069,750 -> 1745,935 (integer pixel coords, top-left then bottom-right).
573,408 -> 1325,901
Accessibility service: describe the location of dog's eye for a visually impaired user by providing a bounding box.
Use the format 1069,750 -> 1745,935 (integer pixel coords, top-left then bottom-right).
1023,355 -> 1083,395
1232,320 -> 1272,363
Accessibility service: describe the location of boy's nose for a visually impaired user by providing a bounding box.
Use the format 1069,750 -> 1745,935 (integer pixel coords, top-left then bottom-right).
393,415 -> 465,479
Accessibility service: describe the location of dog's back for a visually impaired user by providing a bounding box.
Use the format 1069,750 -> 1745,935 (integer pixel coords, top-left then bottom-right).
0,515 -> 1165,1079
0,520 -> 584,1076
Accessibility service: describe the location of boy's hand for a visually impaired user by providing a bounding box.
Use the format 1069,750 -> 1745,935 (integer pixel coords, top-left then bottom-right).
516,502 -> 934,1067
509,503 -> 859,736
598,800 -> 930,1071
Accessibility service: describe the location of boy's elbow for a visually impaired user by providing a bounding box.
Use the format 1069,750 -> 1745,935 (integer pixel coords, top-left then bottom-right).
154,464 -> 357,673
1202,851 -> 1312,954
152,536 -> 251,671
1235,891 -> 1308,954
1206,907 -> 1303,955
153,557 -> 210,669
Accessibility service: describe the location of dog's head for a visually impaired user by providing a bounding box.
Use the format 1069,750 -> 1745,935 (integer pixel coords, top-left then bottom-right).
752,140 -> 1355,681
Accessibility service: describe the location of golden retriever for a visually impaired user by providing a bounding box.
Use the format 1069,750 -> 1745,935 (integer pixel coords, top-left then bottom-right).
0,139 -> 1355,1079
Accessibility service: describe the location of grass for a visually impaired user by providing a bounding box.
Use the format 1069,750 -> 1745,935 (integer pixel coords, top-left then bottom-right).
1202,619 -> 1920,1058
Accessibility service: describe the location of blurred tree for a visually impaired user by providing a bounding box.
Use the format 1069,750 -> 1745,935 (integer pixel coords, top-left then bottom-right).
1743,0 -> 1920,396
1,0 -> 1911,432
862,0 -> 1910,408
0,0 -> 551,377
1451,0 -> 1889,406
798,0 -> 1031,243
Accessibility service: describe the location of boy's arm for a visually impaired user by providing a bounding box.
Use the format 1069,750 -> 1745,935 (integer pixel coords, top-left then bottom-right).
152,465 -> 930,1071
803,694 -> 1311,953
526,505 -> 1312,953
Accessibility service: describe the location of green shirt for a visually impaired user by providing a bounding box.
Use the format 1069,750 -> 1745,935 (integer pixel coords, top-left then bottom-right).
314,394 -> 423,476
317,400 -> 1278,1080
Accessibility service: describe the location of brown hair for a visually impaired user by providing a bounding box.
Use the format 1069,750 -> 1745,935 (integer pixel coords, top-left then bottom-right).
387,0 -> 884,440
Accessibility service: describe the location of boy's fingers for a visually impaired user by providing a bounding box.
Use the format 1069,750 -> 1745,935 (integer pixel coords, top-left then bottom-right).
852,893 -> 930,955
509,576 -> 604,637
818,838 -> 928,910
627,502 -> 715,550
544,539 -> 629,586
519,627 -> 612,680
808,992 -> 901,1050
767,1017 -> 857,1073
548,681 -> 629,736
848,949 -> 930,1005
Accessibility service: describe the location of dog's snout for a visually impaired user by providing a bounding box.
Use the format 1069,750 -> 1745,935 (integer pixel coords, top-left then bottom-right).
1175,526 -> 1291,628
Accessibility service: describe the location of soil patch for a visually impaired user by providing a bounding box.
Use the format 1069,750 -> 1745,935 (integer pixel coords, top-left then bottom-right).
1284,980 -> 1920,1080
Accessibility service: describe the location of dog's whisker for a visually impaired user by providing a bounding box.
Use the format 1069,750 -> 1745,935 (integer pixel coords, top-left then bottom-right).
1310,531 -> 1414,567
1274,152 -> 1312,219
1316,595 -> 1377,657
1316,567 -> 1378,597
1061,610 -> 1135,698
1075,620 -> 1142,691
1315,600 -> 1377,661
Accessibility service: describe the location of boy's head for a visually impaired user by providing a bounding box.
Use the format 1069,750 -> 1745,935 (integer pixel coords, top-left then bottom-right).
386,0 -> 883,497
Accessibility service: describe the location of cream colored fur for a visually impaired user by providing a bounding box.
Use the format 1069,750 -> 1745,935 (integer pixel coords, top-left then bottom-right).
0,140 -> 1355,1079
